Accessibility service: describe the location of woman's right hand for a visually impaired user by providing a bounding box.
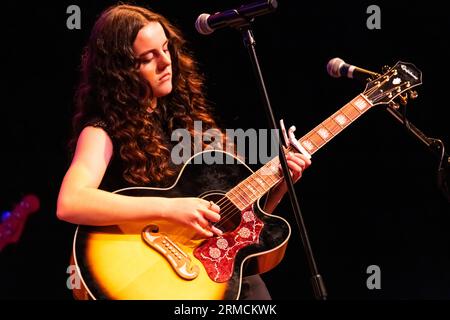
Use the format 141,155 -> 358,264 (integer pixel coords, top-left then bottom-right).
165,198 -> 222,238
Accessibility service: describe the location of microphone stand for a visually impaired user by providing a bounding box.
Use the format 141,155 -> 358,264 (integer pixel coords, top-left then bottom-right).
384,104 -> 450,202
230,18 -> 327,300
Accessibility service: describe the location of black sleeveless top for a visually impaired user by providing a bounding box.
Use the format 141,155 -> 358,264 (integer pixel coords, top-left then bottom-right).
84,118 -> 180,192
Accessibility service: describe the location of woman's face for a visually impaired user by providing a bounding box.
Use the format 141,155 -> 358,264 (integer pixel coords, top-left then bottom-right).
133,22 -> 172,99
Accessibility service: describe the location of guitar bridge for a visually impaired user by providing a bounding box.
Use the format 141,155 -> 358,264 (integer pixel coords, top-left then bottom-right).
142,225 -> 199,280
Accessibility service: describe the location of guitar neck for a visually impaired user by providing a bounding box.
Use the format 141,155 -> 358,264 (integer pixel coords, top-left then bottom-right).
226,94 -> 373,210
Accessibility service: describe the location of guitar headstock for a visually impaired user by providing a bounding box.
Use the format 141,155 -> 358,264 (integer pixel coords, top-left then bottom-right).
0,194 -> 40,251
363,61 -> 422,105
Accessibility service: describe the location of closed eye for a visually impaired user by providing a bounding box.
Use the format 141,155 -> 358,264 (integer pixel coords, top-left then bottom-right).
139,40 -> 169,63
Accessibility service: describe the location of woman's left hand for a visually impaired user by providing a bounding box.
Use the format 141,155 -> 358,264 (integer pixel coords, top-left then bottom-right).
264,152 -> 312,213
279,152 -> 312,183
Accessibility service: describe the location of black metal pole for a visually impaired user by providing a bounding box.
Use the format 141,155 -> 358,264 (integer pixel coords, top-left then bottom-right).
240,26 -> 327,300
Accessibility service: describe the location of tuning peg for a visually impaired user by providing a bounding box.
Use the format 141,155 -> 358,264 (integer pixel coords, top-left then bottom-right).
389,101 -> 400,110
382,65 -> 391,73
409,90 -> 418,99
398,93 -> 408,106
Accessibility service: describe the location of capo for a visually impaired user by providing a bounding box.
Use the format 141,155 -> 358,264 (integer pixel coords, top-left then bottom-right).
279,119 -> 311,159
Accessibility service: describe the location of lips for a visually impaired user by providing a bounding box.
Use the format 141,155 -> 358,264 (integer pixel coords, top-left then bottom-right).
159,72 -> 171,82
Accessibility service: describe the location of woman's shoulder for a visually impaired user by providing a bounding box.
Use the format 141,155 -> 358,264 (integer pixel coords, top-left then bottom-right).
84,118 -> 109,132
75,120 -> 114,164
81,117 -> 115,139
78,117 -> 114,148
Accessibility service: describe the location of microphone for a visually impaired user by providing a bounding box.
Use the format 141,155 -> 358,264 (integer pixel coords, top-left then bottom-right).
195,0 -> 278,35
327,57 -> 380,81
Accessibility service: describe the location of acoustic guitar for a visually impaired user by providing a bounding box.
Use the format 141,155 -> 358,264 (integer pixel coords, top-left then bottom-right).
72,61 -> 422,299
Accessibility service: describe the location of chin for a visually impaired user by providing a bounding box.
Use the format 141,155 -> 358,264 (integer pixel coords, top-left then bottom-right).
155,84 -> 173,97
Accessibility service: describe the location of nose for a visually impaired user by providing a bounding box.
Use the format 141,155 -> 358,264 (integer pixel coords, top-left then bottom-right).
158,50 -> 171,71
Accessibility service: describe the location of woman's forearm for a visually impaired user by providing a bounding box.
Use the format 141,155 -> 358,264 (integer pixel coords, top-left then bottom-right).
57,186 -> 171,226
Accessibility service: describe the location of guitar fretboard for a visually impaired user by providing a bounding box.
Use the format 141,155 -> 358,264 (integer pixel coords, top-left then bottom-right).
226,94 -> 373,210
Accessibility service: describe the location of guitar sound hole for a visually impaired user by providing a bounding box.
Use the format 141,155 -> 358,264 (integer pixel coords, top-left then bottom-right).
216,216 -> 240,234
203,194 -> 242,233
215,204 -> 241,232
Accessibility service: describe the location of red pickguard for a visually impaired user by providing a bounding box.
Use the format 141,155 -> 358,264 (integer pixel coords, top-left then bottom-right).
193,206 -> 264,282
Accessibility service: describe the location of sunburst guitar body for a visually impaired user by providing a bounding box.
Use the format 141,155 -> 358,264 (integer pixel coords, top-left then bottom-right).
73,151 -> 290,300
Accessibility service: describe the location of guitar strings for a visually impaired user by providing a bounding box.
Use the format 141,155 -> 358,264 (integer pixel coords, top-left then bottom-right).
209,150 -> 291,230
213,155 -> 283,226
217,143 -> 305,228
213,155 -> 281,211
369,85 -> 406,102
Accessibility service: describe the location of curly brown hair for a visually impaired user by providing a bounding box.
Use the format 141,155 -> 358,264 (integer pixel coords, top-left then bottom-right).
71,4 -> 223,185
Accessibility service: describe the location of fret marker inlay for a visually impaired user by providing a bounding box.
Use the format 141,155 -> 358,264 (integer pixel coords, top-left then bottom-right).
354,97 -> 370,111
318,128 -> 330,140
260,162 -> 278,176
335,114 -> 348,126
302,140 -> 314,151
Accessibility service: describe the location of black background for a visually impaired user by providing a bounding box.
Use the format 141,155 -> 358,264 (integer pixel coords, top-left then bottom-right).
1,0 -> 449,301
